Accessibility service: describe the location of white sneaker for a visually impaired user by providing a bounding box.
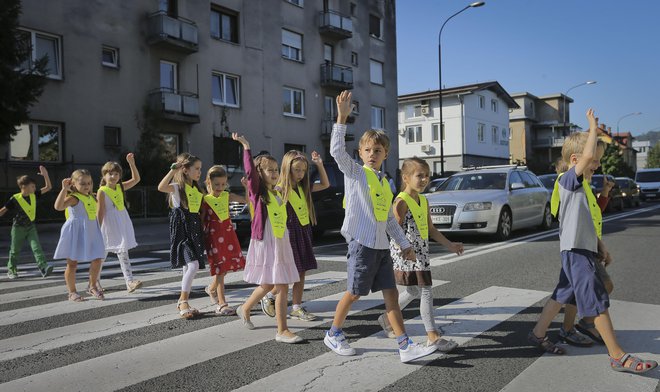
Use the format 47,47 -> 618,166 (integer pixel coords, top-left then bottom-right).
399,339 -> 437,363
324,331 -> 356,356
276,333 -> 304,344
427,338 -> 458,353
377,313 -> 396,339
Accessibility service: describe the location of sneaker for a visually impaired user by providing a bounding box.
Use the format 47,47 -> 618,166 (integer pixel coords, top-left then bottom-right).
290,306 -> 317,321
559,327 -> 593,347
324,331 -> 356,356
377,314 -> 396,339
260,296 -> 276,318
7,270 -> 18,280
39,264 -> 54,278
427,337 -> 458,353
399,339 -> 437,363
126,280 -> 143,293
275,333 -> 304,344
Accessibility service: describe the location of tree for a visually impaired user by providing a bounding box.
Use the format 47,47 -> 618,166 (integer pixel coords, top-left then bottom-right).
0,0 -> 48,145
646,142 -> 660,169
600,144 -> 634,177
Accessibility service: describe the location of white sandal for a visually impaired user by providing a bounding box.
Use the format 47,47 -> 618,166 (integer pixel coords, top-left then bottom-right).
177,300 -> 199,319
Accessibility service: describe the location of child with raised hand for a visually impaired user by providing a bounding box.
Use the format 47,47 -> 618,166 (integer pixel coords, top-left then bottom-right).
53,169 -> 106,301
157,153 -> 206,319
0,166 -> 53,279
232,133 -> 303,344
378,157 -> 463,352
326,90 -> 437,363
529,109 -> 657,375
202,165 -> 247,315
97,153 -> 142,293
259,150 -> 330,321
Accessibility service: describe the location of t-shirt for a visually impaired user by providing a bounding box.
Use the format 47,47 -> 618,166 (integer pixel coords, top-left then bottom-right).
557,167 -> 598,253
3,190 -> 42,227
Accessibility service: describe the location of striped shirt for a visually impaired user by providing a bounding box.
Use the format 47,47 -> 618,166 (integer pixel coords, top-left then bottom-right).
331,123 -> 411,250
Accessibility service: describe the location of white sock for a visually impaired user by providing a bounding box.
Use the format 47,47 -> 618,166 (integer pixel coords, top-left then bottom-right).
292,304 -> 302,311
117,251 -> 133,284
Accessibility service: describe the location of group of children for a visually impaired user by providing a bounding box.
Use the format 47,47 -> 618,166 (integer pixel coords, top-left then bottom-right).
2,91 -> 656,372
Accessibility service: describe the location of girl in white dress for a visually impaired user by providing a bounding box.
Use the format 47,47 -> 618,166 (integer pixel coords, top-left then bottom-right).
97,153 -> 142,293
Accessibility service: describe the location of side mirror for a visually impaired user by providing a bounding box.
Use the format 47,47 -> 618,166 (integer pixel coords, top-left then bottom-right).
510,182 -> 525,190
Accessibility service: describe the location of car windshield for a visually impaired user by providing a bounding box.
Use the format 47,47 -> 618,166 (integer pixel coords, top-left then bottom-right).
636,171 -> 660,182
438,172 -> 508,191
615,179 -> 628,188
538,175 -> 556,189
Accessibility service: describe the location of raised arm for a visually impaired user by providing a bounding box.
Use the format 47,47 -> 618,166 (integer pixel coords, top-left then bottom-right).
310,151 -> 330,192
233,133 -> 260,197
330,91 -> 361,179
576,109 -> 598,177
122,153 -> 141,190
157,163 -> 178,194
38,166 -> 52,194
54,178 -> 78,211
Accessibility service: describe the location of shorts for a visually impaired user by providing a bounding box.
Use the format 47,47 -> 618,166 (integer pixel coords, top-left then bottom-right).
594,259 -> 611,283
346,240 -> 396,296
551,249 -> 610,317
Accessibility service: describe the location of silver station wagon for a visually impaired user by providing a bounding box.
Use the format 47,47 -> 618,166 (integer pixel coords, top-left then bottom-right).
426,166 -> 552,240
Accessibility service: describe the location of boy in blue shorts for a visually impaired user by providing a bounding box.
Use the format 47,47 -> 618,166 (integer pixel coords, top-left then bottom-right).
324,90 -> 437,363
528,109 -> 657,374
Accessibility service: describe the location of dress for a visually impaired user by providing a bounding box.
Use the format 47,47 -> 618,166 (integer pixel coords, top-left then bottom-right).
53,200 -> 106,261
168,184 -> 206,269
286,202 -> 317,273
201,201 -> 245,276
390,210 -> 432,286
100,192 -> 137,253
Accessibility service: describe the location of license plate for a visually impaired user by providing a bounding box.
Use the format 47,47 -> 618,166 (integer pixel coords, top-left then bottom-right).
432,215 -> 451,224
646,193 -> 656,198
232,222 -> 237,230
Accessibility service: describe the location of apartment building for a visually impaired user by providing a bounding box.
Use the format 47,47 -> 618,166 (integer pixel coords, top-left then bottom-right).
634,140 -> 652,169
2,0 -> 399,186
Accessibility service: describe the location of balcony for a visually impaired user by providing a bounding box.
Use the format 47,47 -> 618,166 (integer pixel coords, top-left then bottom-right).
147,11 -> 198,53
532,136 -> 565,148
320,63 -> 353,90
148,88 -> 200,123
321,119 -> 354,142
318,10 -> 353,39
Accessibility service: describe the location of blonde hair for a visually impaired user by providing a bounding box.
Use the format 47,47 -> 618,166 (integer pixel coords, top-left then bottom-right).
279,150 -> 316,225
205,165 -> 227,192
172,153 -> 203,209
554,158 -> 568,174
359,129 -> 390,153
561,134 -> 608,167
400,157 -> 430,191
100,161 -> 124,197
253,154 -> 278,205
70,169 -> 93,196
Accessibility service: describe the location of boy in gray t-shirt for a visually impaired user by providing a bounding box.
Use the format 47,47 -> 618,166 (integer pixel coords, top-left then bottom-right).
527,109 -> 657,374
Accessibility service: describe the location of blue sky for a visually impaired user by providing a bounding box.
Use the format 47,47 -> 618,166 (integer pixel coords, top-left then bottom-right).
396,0 -> 659,136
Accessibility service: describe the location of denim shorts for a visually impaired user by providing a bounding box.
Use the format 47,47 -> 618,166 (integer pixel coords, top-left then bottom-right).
346,240 -> 396,296
551,249 -> 610,317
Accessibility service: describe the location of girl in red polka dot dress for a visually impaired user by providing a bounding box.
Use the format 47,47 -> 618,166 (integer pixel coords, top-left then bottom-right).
201,165 -> 247,315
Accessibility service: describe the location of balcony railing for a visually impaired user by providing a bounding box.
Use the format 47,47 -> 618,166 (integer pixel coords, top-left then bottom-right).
532,136 -> 565,148
321,119 -> 354,141
320,63 -> 353,89
318,10 -> 353,39
147,11 -> 198,53
148,88 -> 200,123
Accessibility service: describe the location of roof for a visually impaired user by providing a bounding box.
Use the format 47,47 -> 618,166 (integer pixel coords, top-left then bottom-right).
398,81 -> 519,109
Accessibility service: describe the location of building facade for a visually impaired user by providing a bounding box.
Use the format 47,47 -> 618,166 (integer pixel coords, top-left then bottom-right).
633,140 -> 652,169
2,0 -> 399,187
397,81 -> 518,175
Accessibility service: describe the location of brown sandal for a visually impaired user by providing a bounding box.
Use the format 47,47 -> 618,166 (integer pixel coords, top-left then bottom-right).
528,331 -> 565,355
68,292 -> 84,302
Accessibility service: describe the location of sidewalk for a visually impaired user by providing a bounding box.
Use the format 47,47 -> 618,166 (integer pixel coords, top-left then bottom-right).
0,218 -> 171,262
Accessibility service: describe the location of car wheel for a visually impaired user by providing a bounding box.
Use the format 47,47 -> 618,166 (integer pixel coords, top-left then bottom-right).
539,203 -> 552,230
494,207 -> 512,241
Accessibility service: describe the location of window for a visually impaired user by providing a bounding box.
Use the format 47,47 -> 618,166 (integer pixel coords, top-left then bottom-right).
350,3 -> 357,16
369,14 -> 382,39
282,29 -> 303,61
371,106 -> 385,129
351,51 -> 358,66
352,101 -> 360,115
283,87 -> 304,116
212,72 -> 240,107
501,128 -> 508,143
159,0 -> 178,17
406,126 -> 422,144
432,123 -> 444,142
10,122 -> 62,162
18,28 -> 62,79
370,59 -> 383,85
492,126 -> 499,144
323,44 -> 333,62
520,172 -> 539,188
101,46 -> 119,68
285,0 -> 304,6
160,60 -> 177,90
529,101 -> 535,116
104,126 -> 121,147
477,123 -> 485,142
491,99 -> 498,112
161,133 -> 180,157
285,143 -> 306,152
324,95 -> 335,120
478,95 -> 485,109
210,8 -> 239,43
508,171 -> 523,188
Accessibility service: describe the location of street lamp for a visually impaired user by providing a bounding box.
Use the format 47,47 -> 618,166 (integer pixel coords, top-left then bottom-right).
616,112 -> 642,133
562,80 -> 596,133
438,1 -> 485,176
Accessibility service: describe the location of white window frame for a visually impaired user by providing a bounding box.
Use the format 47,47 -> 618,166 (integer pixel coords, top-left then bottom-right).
159,60 -> 178,90
19,28 -> 63,80
211,71 -> 240,108
283,87 -> 305,117
371,106 -> 385,129
432,123 -> 445,142
369,59 -> 383,85
161,133 -> 181,156
478,95 -> 485,109
282,29 -> 303,62
501,127 -> 508,144
101,45 -> 119,68
406,125 -> 423,144
492,126 -> 499,144
491,99 -> 498,112
285,0 -> 304,7
9,122 -> 63,162
478,123 -> 485,143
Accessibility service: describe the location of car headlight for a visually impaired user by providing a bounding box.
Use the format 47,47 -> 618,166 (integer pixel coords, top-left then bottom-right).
463,202 -> 492,211
621,192 -> 627,197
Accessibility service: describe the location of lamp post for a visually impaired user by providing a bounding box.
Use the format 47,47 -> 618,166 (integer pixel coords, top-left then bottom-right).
616,112 -> 642,133
438,1 -> 484,176
562,80 -> 596,133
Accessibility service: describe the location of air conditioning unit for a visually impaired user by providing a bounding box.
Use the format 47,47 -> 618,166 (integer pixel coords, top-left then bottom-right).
420,106 -> 430,115
421,144 -> 432,153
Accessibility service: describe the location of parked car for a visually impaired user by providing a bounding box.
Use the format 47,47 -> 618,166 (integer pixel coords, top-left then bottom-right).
427,166 -> 551,241
423,177 -> 448,193
635,168 -> 660,201
590,174 -> 624,212
615,177 -> 641,207
537,173 -> 558,191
